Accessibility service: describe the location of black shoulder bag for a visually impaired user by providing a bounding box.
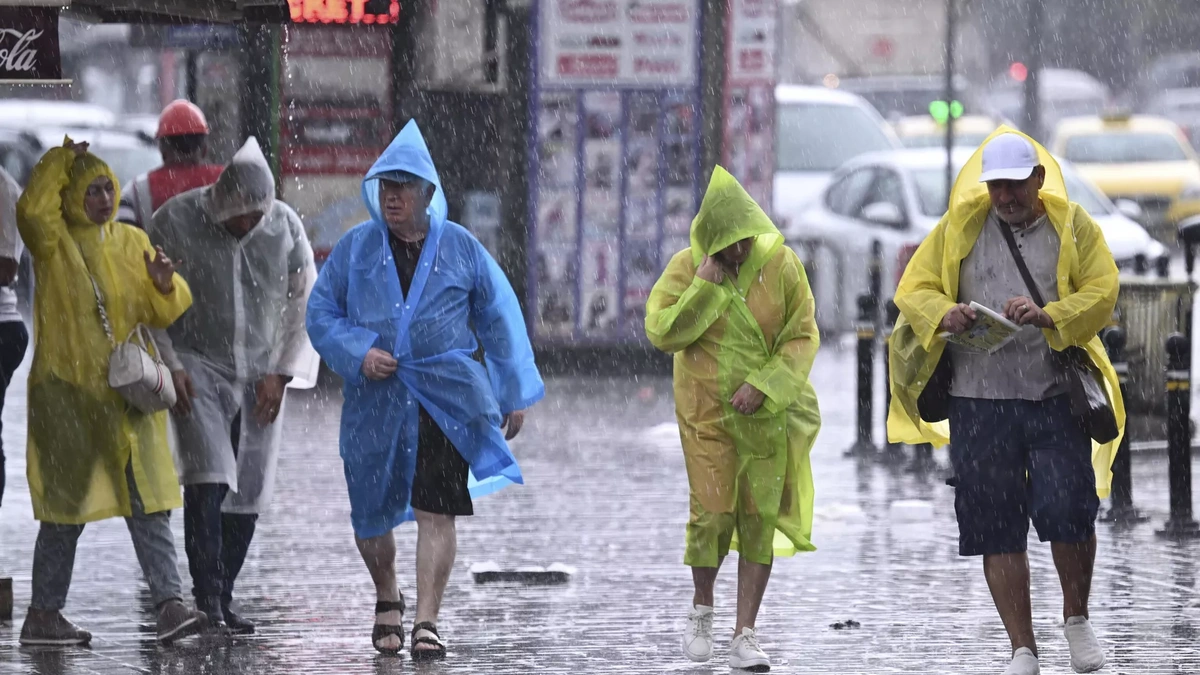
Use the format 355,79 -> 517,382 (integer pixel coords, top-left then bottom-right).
995,220 -> 1119,444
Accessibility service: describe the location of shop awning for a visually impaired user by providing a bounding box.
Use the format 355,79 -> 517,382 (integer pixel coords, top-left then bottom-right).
64,0 -> 290,23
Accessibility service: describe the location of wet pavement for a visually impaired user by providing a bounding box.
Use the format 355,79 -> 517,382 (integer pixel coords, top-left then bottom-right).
0,343 -> 1199,674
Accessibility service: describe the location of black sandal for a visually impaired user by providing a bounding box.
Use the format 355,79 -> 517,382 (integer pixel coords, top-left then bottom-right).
371,598 -> 406,655
410,621 -> 446,661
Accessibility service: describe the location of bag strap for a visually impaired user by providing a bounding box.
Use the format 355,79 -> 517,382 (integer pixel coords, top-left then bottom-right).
76,244 -> 116,348
993,215 -> 1048,308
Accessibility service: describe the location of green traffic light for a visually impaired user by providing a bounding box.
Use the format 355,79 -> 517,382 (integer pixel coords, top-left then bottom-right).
928,100 -> 964,124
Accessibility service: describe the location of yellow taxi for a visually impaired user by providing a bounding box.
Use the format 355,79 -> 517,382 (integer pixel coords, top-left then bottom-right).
1050,113 -> 1200,233
891,114 -> 1003,149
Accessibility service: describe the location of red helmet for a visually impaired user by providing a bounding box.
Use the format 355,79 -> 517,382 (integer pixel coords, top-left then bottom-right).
156,99 -> 209,138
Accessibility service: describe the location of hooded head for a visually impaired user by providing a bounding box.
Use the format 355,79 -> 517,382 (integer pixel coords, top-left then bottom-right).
209,137 -> 275,234
362,120 -> 448,230
689,166 -> 781,267
62,143 -> 121,229
949,125 -> 1068,228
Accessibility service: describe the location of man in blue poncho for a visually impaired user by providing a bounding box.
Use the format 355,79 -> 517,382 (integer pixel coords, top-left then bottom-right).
307,121 -> 544,660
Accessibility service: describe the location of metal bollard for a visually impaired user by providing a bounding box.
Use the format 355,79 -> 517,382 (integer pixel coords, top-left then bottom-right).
1156,255 -> 1170,279
881,299 -> 905,466
1157,333 -> 1200,539
1134,253 -> 1148,275
1099,326 -> 1146,524
846,293 -> 878,458
0,577 -> 10,622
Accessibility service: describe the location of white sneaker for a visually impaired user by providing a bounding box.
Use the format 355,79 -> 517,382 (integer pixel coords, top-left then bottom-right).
681,605 -> 713,662
1064,616 -> 1106,673
1004,647 -> 1041,675
729,627 -> 770,672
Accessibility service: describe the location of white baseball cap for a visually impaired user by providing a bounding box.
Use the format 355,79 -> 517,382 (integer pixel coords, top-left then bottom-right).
979,133 -> 1039,183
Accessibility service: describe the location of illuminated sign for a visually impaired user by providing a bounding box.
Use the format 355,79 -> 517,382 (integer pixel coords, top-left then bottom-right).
288,0 -> 400,25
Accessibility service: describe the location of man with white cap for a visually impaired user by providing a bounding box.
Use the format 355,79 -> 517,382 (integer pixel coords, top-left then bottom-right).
148,137 -> 319,633
888,129 -> 1123,675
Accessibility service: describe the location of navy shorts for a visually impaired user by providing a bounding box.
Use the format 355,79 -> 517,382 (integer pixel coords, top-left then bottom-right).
949,395 -> 1099,557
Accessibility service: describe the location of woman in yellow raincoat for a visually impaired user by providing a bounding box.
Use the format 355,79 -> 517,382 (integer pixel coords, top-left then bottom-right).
646,167 -> 820,671
15,139 -> 206,647
888,129 -> 1122,675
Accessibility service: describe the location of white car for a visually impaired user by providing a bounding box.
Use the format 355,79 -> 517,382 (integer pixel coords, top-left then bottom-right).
773,85 -> 900,228
0,99 -> 118,128
787,148 -> 1167,334
23,126 -> 161,188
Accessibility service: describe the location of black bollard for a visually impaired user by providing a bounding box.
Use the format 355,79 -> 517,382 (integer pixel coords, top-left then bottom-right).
1099,326 -> 1146,524
1157,333 -> 1200,539
881,299 -> 905,466
846,293 -> 878,458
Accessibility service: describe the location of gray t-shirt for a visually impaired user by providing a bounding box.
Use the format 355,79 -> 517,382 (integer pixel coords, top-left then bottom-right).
949,211 -> 1066,401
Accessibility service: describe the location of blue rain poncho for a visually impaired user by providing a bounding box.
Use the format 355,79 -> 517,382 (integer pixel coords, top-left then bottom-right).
306,121 -> 545,538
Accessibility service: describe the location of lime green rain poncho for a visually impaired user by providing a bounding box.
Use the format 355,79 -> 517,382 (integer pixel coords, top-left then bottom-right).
645,167 -> 821,566
17,142 -> 192,524
888,126 -> 1125,497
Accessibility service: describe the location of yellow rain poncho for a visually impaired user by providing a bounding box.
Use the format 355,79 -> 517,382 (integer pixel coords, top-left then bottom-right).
17,144 -> 193,524
887,127 -> 1125,497
645,167 -> 821,566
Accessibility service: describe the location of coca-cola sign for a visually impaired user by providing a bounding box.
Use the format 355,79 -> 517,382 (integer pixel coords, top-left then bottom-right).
0,7 -> 61,81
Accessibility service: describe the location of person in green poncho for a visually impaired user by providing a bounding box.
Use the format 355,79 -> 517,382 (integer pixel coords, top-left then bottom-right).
645,167 -> 821,672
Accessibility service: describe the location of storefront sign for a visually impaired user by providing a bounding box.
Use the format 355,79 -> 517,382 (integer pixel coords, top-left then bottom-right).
288,0 -> 400,25
541,0 -> 699,88
0,7 -> 62,82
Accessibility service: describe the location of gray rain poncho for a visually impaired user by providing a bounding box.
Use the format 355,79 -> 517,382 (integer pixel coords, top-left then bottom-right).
149,137 -> 319,513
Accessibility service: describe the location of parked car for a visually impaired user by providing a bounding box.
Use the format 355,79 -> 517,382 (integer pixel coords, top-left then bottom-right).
18,125 -> 161,187
983,68 -> 1111,139
1049,113 -> 1200,234
786,148 -> 1167,334
891,114 -> 1005,150
836,74 -> 977,120
773,84 -> 900,229
1143,89 -> 1200,150
1130,51 -> 1200,111
0,128 -> 41,185
0,99 -> 117,129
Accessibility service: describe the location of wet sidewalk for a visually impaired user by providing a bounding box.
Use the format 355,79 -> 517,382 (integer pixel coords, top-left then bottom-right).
1,345 -> 1198,674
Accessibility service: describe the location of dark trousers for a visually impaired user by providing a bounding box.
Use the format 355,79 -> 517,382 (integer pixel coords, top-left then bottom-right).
183,413 -> 258,606
0,321 -> 29,509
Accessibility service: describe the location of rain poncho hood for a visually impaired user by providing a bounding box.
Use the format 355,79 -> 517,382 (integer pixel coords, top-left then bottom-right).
208,137 -> 275,223
646,166 -> 821,564
887,126 -> 1125,497
307,120 -> 544,538
688,166 -> 782,267
17,142 -> 193,524
63,149 -> 120,229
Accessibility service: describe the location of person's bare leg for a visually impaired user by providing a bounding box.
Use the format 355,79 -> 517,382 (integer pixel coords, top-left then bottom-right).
692,557 -> 723,608
984,552 -> 1037,656
734,556 -> 772,634
356,531 -> 401,651
1052,536 -> 1096,620
413,509 -> 456,651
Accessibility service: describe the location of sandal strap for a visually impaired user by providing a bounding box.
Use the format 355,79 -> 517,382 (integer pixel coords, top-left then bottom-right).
375,597 -> 406,615
411,621 -> 440,639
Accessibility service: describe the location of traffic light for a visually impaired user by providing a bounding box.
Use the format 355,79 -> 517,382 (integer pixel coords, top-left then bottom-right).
928,100 -> 964,124
1009,62 -> 1028,82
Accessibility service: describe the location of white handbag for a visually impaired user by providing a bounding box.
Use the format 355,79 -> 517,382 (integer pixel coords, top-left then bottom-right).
80,249 -> 177,414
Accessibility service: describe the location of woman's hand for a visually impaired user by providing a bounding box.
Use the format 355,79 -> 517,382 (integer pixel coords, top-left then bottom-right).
144,246 -> 177,296
65,139 -> 89,156
696,255 -> 725,284
730,382 -> 766,415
